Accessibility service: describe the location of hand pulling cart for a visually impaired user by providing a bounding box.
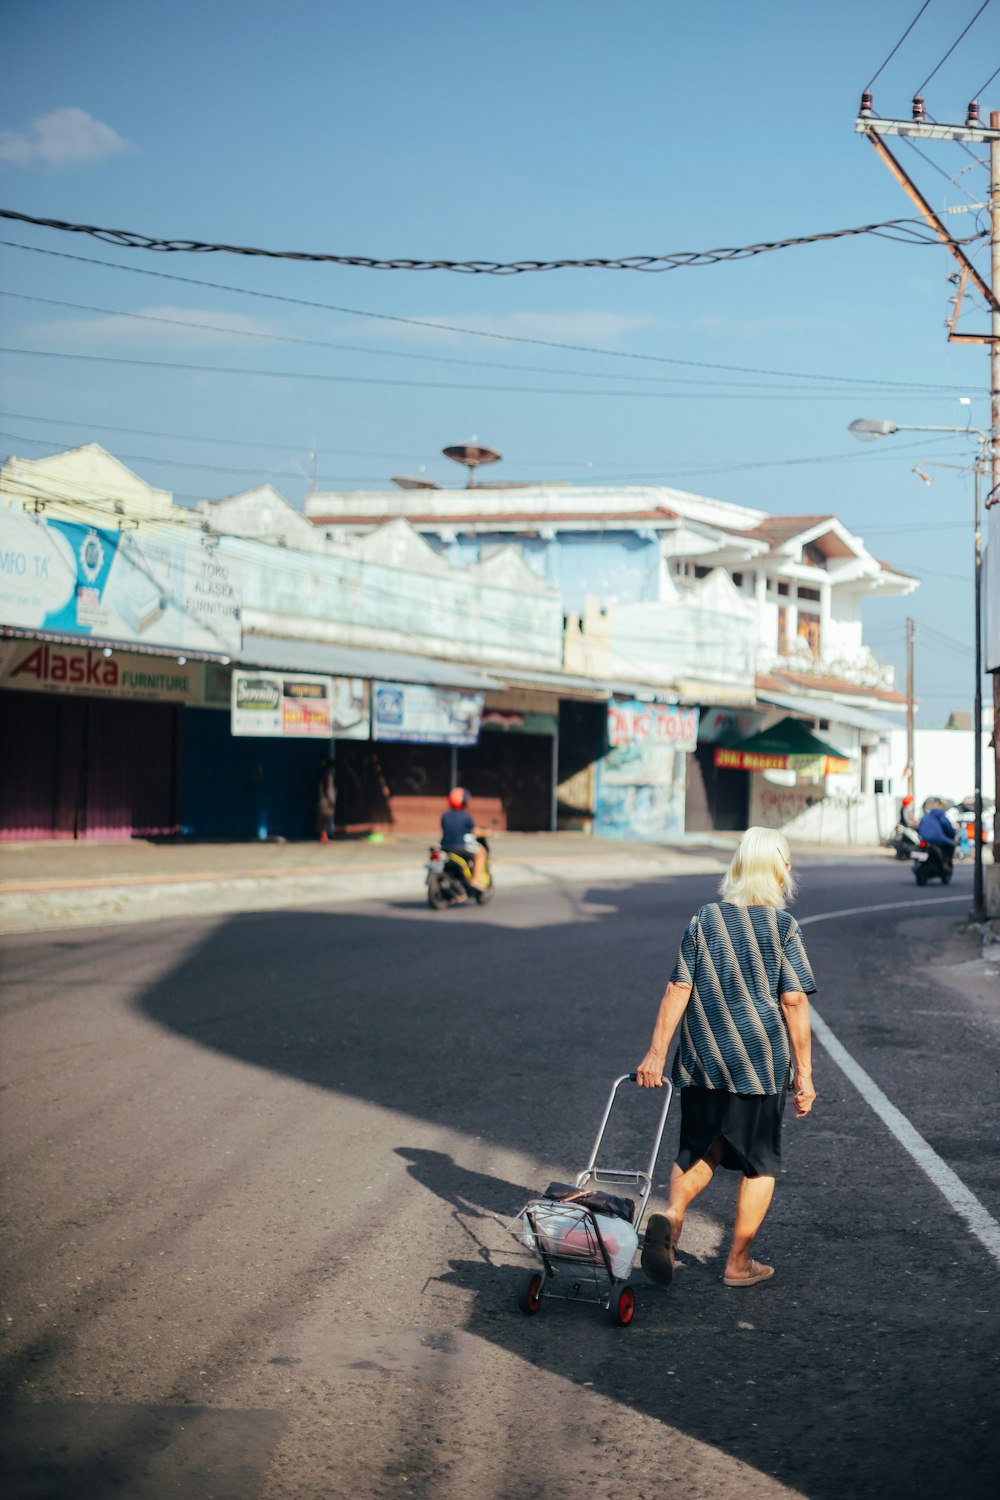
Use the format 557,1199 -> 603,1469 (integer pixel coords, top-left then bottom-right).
508,1073 -> 673,1327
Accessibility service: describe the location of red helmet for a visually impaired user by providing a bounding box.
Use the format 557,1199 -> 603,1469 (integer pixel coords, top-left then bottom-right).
448,787 -> 466,809
901,795 -> 913,806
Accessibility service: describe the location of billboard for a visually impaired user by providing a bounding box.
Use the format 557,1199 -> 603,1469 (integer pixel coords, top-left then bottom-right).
372,681 -> 483,745
231,670 -> 370,739
607,700 -> 699,752
986,518 -> 1000,675
0,510 -> 241,657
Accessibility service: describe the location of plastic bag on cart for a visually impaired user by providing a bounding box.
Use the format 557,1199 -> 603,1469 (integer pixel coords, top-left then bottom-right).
519,1202 -> 639,1280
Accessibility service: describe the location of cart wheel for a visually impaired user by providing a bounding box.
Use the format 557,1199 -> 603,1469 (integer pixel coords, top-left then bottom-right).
609,1282 -> 636,1327
517,1271 -> 544,1315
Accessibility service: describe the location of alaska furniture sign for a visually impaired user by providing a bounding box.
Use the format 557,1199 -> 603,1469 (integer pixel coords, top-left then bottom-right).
0,510 -> 241,658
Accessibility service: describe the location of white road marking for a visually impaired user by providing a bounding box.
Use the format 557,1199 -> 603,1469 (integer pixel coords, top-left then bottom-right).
800,896 -> 1000,1269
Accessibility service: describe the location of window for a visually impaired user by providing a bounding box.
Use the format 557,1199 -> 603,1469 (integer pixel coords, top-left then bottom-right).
798,586 -> 820,603
797,611 -> 820,656
777,581 -> 790,597
732,571 -> 744,588
803,542 -> 828,569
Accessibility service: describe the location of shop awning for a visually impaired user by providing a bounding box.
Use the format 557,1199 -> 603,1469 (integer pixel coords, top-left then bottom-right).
714,715 -> 852,774
754,688 -> 900,735
240,635 -> 502,691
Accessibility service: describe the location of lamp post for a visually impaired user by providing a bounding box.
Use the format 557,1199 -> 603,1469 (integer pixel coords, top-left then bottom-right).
848,417 -> 987,921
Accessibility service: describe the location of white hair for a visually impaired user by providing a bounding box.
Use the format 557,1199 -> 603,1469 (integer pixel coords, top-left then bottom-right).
720,826 -> 797,909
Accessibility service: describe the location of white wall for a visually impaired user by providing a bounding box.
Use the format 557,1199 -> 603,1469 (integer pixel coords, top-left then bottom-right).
888,729 -> 995,809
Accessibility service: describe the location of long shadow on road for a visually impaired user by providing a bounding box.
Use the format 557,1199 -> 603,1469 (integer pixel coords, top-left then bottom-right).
93,878 -> 1000,1497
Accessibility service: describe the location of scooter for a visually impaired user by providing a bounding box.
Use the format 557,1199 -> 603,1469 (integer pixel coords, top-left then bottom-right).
889,823 -> 920,860
425,837 -> 495,909
911,840 -> 953,887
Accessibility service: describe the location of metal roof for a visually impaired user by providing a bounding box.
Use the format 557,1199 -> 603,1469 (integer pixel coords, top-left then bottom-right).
755,688 -> 901,735
239,635 -> 503,691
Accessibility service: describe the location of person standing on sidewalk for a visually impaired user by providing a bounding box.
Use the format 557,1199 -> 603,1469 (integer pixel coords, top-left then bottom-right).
634,826 -> 816,1288
317,755 -> 337,844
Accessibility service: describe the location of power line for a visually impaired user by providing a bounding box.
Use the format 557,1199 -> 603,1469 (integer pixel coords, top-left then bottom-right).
7,288 -> 953,395
3,344 -> 971,401
865,0 -> 934,90
971,62 -> 1000,95
0,411 -> 971,486
0,238 -> 984,394
0,207 -> 962,273
914,0 -> 993,94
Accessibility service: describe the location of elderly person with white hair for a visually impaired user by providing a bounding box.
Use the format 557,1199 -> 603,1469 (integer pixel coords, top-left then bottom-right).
635,826 -> 816,1289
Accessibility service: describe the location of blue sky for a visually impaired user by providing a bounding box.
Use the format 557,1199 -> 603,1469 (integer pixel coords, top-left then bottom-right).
2,0 -> 998,723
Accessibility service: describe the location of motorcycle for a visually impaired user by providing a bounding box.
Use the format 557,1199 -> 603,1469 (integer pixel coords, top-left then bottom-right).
911,840 -> 953,887
425,837 -> 495,910
888,823 -> 920,860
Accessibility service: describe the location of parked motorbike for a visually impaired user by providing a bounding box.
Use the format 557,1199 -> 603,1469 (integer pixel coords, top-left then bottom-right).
425,838 -> 495,909
911,840 -> 953,887
888,823 -> 920,860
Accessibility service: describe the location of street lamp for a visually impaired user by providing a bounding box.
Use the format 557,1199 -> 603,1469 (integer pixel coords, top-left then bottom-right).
849,416 -> 987,920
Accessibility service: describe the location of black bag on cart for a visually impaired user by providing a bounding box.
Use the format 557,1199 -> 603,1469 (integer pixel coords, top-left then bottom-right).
542,1181 -> 636,1224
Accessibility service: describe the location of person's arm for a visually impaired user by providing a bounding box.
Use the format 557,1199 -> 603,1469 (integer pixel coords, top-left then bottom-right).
635,981 -> 692,1088
779,990 -> 815,1117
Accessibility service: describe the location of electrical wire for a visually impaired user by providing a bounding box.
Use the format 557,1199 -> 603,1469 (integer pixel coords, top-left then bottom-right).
865,0 -> 935,90
914,0 -> 993,94
0,237 -> 985,394
0,413 -> 973,490
971,62 -> 1000,94
3,344 -> 973,402
7,288 -> 960,396
0,207 -> 965,273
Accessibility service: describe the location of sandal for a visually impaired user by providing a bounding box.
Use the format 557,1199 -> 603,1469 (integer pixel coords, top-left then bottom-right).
723,1259 -> 774,1287
640,1213 -> 676,1286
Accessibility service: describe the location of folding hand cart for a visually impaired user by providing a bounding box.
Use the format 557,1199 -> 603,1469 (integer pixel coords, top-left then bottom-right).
509,1073 -> 673,1327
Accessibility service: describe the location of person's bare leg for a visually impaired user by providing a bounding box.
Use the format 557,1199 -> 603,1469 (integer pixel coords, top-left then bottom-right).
664,1140 -> 723,1246
723,1173 -> 776,1279
471,845 -> 488,889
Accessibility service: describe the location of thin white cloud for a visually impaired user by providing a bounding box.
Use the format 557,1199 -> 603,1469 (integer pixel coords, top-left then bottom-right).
334,309 -> 654,347
0,107 -> 136,166
24,305 -> 288,350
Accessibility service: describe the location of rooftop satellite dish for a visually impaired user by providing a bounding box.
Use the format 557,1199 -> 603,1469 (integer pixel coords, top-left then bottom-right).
442,442 -> 501,488
392,475 -> 442,490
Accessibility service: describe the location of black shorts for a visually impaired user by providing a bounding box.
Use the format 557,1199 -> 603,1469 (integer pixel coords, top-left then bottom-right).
675,1085 -> 787,1179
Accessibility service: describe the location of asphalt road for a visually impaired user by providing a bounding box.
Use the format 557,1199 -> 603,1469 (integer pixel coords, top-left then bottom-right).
1,859 -> 998,1500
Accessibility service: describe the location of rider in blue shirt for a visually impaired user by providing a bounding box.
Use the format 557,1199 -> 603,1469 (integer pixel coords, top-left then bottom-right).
918,801 -> 956,874
441,788 -> 489,891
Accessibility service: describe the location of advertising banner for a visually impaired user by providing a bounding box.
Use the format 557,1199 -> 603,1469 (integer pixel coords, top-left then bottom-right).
0,510 -> 241,657
231,670 -> 370,739
372,681 -> 483,745
0,637 -> 204,704
607,700 -> 699,752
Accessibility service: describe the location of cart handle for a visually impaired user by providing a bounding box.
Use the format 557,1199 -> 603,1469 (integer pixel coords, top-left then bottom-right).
579,1073 -> 673,1218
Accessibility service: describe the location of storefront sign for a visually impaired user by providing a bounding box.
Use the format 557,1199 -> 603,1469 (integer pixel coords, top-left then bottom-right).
232,670 -> 330,738
372,681 -> 483,745
0,638 -> 203,703
0,510 -> 241,657
607,701 -> 699,753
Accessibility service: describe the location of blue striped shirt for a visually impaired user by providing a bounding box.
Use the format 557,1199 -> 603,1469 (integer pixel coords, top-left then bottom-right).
669,902 -> 817,1096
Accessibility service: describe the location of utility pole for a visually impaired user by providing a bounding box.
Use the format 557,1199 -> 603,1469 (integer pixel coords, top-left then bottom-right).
905,616 -> 916,804
974,462 -> 985,920
856,96 -> 1000,909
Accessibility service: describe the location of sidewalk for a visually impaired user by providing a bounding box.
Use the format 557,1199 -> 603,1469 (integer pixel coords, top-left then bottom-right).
0,830 -> 893,935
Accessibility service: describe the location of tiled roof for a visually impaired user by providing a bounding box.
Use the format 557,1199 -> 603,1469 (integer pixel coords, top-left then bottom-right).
756,669 -> 907,706
743,514 -> 836,546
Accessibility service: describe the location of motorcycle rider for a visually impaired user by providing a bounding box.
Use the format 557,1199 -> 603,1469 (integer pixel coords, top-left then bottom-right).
917,798 -> 957,879
440,787 -> 490,893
